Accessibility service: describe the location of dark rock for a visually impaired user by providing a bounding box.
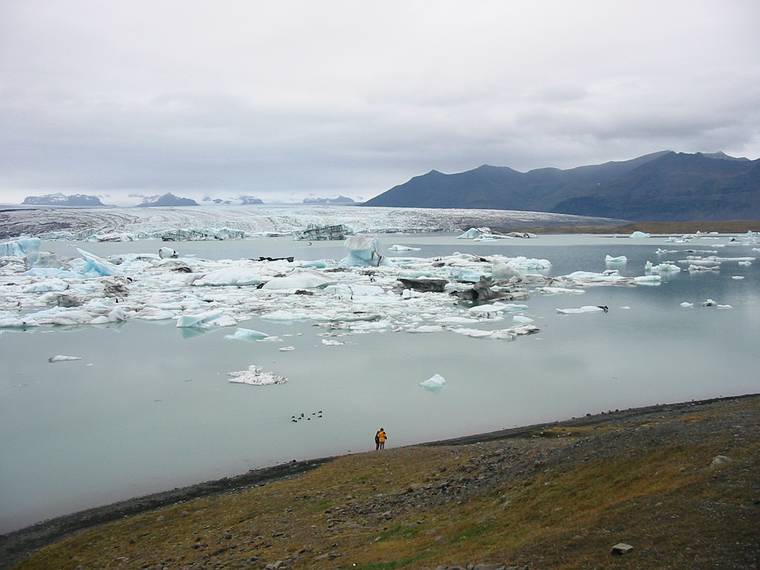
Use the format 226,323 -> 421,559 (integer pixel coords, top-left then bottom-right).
397,278 -> 448,293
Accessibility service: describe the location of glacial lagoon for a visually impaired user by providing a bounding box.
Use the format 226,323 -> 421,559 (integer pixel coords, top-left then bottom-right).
1,234 -> 760,532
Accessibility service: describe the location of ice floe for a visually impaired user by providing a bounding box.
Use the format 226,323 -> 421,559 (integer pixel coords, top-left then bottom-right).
389,244 -> 421,252
420,373 -> 446,390
605,255 -> 627,265
630,231 -> 651,238
48,354 -> 82,363
228,365 -> 287,386
224,328 -> 270,341
556,306 -> 607,315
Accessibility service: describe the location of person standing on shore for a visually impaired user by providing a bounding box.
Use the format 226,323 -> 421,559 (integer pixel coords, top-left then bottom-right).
377,428 -> 387,450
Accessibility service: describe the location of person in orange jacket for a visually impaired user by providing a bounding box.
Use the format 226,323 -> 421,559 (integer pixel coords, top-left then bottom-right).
376,427 -> 387,450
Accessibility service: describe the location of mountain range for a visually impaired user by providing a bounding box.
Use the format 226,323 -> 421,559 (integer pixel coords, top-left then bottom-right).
137,193 -> 199,207
22,193 -> 106,207
364,151 -> 760,220
303,195 -> 356,205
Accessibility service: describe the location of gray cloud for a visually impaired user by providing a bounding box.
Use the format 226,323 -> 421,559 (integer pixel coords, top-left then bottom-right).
0,0 -> 758,204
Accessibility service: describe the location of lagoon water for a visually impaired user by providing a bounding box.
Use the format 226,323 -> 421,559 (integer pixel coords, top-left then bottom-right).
2,234 -> 760,532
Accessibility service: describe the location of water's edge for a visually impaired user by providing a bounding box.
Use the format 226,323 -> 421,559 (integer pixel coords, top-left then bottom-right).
2,391 -> 757,569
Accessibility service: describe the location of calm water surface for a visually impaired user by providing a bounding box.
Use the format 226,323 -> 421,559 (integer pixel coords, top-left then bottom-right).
1,234 -> 759,532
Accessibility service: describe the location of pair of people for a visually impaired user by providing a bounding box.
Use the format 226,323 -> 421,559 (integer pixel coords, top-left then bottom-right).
374,428 -> 387,450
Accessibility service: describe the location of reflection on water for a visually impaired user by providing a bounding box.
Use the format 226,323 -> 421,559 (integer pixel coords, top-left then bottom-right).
1,235 -> 759,532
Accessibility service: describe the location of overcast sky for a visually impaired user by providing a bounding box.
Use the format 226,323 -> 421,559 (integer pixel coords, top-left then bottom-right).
1,0 -> 758,204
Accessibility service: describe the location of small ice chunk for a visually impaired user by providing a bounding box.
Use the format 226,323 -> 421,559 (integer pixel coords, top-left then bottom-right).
512,315 -> 534,324
731,276 -> 744,280
228,365 -> 287,385
450,327 -> 494,338
717,304 -> 733,310
176,310 -> 226,328
48,355 -> 82,363
321,338 -> 344,346
158,247 -> 178,259
279,346 -> 296,351
605,255 -> 627,265
419,373 -> 446,390
407,325 -> 445,333
701,299 -> 717,307
680,302 -> 694,308
388,244 -> 421,252
630,231 -> 651,238
633,275 -> 661,286
738,260 -> 752,266
556,306 -> 606,315
225,328 -> 270,341
645,261 -> 681,275
620,306 -> 631,310
538,287 -> 585,295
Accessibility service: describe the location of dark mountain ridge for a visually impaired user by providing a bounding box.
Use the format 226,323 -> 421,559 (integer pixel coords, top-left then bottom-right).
364,151 -> 760,220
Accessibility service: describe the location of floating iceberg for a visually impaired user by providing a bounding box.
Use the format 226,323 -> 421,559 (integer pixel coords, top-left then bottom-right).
389,244 -> 421,252
340,236 -> 383,267
224,328 -> 270,341
0,237 -> 41,264
48,355 -> 82,363
176,310 -> 235,328
680,302 -> 694,308
228,365 -> 287,386
629,231 -> 651,239
420,373 -> 446,390
77,248 -> 119,276
321,338 -> 344,346
513,315 -> 534,324
492,257 -> 551,278
732,276 -> 745,280
158,247 -> 178,259
605,255 -> 627,265
633,275 -> 661,286
645,261 -> 681,275
556,306 -> 606,315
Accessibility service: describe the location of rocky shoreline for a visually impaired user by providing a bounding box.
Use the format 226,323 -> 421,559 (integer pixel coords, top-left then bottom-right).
3,392 -> 759,569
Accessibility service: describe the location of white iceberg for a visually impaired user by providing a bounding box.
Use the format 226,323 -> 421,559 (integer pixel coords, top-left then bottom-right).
605,255 -> 627,265
340,236 -> 383,267
176,310 -> 234,328
388,244 -> 421,252
680,302 -> 694,308
224,327 -> 270,341
419,373 -> 446,390
158,247 -> 178,259
48,355 -> 82,363
629,231 -> 651,239
321,338 -> 344,346
228,365 -> 287,386
645,261 -> 681,275
556,306 -> 606,315
633,275 -> 661,286
731,276 -> 745,280
512,315 -> 534,324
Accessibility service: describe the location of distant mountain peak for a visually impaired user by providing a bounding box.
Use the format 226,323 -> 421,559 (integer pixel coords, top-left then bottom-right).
22,193 -> 105,207
136,193 -> 198,207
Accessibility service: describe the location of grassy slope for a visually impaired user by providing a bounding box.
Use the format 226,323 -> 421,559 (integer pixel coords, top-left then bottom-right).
16,398 -> 760,569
